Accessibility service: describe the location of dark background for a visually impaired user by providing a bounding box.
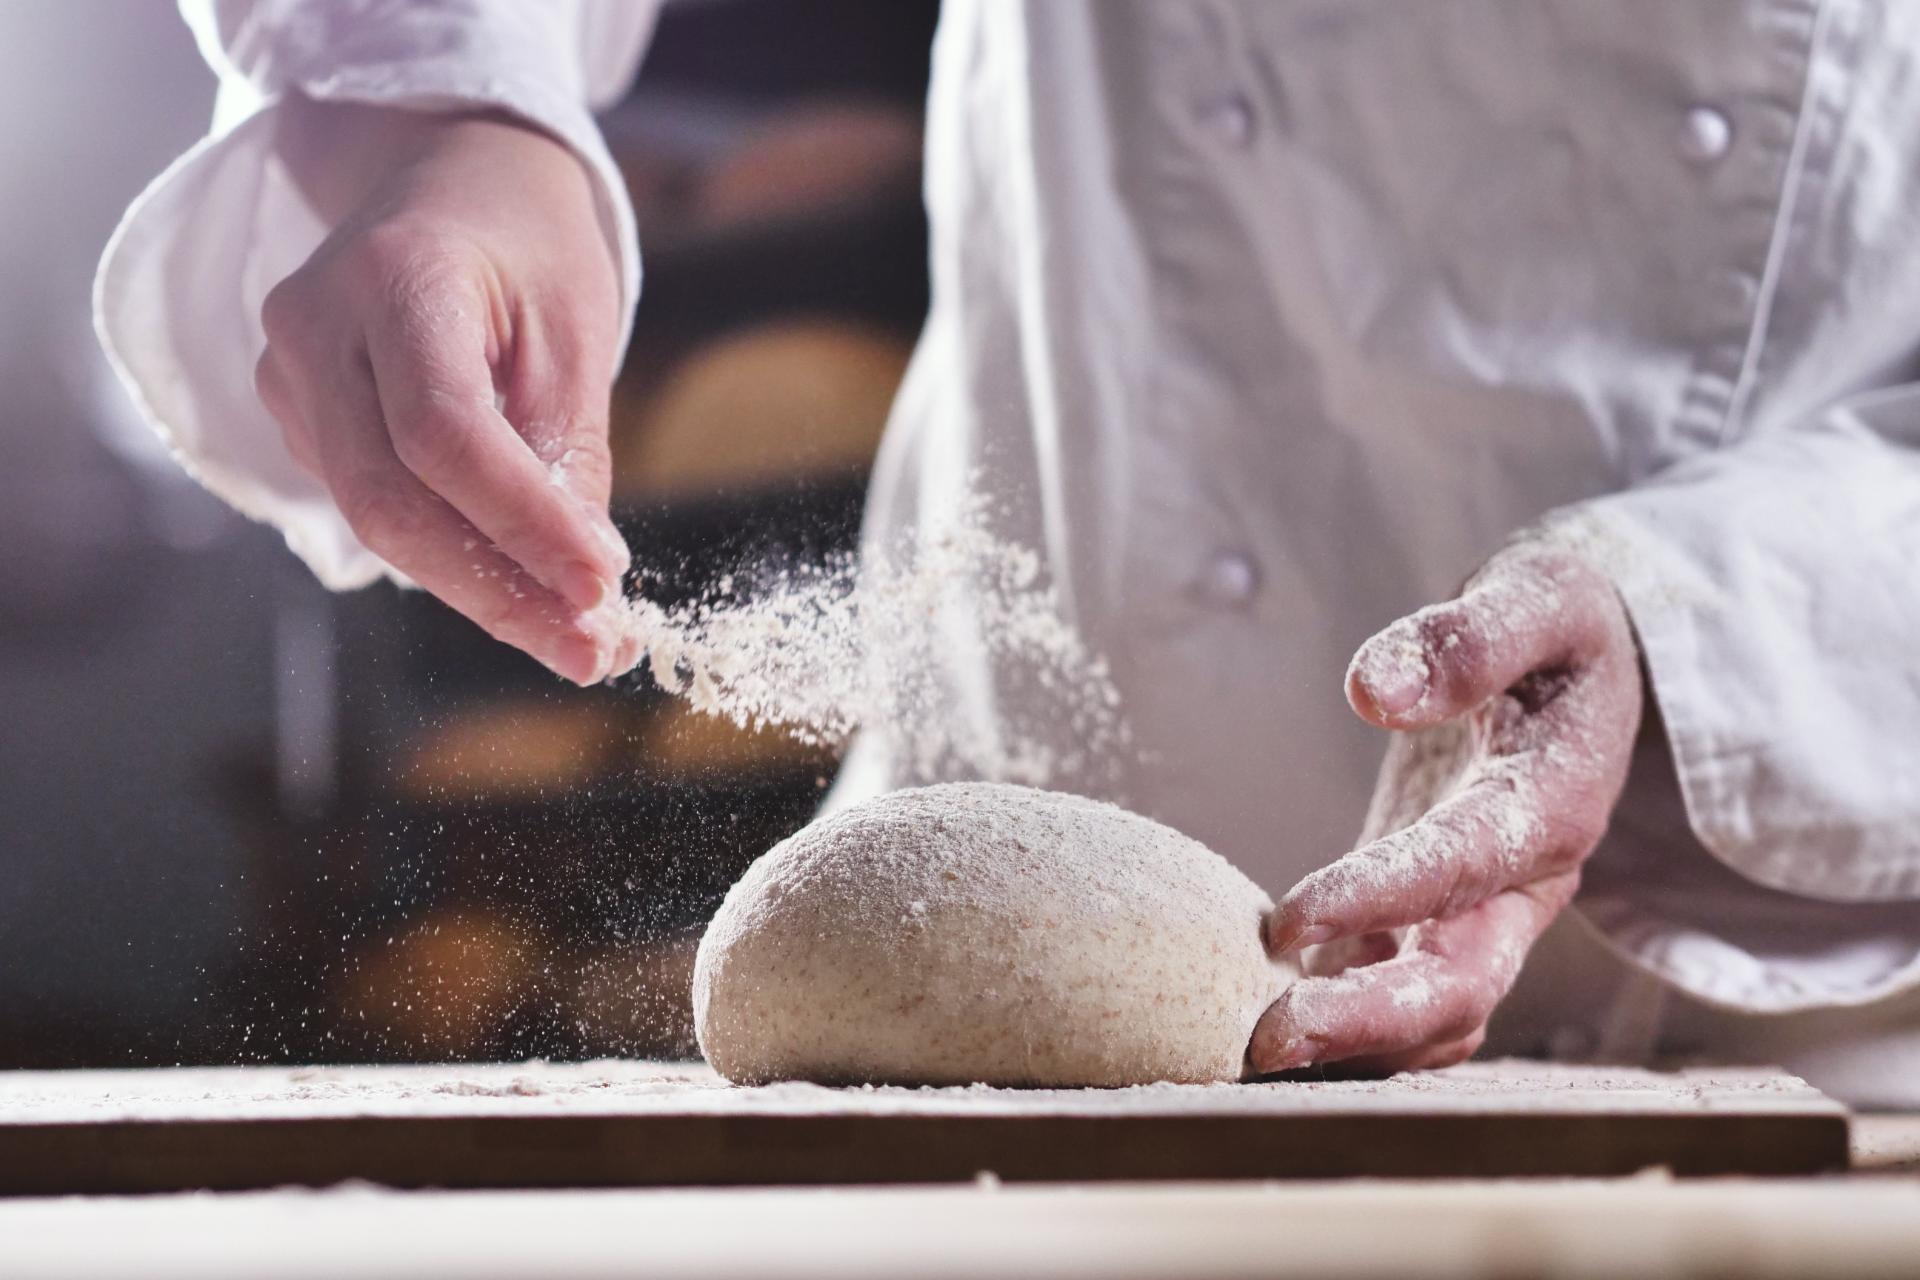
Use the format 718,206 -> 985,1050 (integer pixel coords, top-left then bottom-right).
0,0 -> 939,1068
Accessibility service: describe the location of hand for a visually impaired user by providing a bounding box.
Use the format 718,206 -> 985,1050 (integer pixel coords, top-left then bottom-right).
1248,541 -> 1643,1074
254,98 -> 630,684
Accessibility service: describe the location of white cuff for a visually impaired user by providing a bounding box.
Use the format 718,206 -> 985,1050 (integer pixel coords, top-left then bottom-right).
96,6 -> 643,588
1547,408 -> 1920,904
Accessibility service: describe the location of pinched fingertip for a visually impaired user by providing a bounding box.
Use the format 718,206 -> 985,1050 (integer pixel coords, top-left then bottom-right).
1249,1030 -> 1329,1075
1246,988 -> 1330,1074
539,627 -> 611,686
1345,617 -> 1432,725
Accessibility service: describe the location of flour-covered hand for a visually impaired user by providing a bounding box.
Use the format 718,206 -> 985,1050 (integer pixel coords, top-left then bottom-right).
254,99 -> 630,684
1248,542 -> 1643,1074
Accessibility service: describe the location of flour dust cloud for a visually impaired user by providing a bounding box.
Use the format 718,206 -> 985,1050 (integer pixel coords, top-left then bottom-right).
604,489 -> 1128,791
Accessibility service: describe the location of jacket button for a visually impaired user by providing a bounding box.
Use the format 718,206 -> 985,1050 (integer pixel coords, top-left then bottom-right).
1201,91 -> 1257,147
1678,105 -> 1733,162
1197,552 -> 1260,608
1711,267 -> 1760,315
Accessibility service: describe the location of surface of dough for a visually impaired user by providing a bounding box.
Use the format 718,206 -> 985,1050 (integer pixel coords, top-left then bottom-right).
694,782 -> 1296,1086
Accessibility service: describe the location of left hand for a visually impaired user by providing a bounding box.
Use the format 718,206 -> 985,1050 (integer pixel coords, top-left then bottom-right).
1247,541 -> 1644,1074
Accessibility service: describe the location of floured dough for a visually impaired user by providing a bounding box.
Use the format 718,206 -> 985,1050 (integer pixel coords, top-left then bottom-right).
694,782 -> 1296,1086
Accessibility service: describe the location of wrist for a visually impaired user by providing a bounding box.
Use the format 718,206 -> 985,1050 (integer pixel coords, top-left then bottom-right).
274,95 -> 563,226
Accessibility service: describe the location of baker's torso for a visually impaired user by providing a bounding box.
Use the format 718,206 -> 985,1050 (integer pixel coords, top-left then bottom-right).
853,0 -> 1920,882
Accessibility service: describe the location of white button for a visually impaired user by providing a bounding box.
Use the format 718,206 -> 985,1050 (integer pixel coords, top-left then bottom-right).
1197,552 -> 1260,608
1678,105 -> 1733,162
1712,268 -> 1760,314
1202,92 -> 1257,147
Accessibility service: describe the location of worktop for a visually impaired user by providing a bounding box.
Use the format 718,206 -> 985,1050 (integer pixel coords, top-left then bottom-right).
1,1060 -> 1913,1279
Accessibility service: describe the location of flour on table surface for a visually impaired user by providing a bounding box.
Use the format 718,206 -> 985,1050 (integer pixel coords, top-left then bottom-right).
0,1059 -> 1829,1125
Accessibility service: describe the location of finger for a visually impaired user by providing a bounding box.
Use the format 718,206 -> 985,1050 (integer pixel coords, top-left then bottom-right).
1271,1025 -> 1488,1080
1268,757 -> 1599,952
1249,873 -> 1570,1073
495,305 -> 628,567
362,269 -> 628,613
255,350 -> 322,480
1345,550 -> 1616,729
278,340 -> 616,684
1340,1024 -> 1488,1076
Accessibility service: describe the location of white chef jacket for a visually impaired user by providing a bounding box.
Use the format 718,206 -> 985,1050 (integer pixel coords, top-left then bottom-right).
98,0 -> 1920,1103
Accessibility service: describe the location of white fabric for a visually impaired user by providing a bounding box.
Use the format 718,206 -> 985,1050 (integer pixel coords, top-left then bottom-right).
96,0 -> 658,589
97,0 -> 1920,1094
851,0 -> 1920,1017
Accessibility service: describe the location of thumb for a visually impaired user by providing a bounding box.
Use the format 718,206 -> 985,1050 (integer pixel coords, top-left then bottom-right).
500,315 -> 626,560
1345,548 -> 1613,730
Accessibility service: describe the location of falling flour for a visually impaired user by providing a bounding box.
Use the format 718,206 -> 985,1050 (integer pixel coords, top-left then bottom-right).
600,490 -> 1126,789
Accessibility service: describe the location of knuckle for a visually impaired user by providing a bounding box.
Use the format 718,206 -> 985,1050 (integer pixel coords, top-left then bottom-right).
355,219 -> 454,279
1419,607 -> 1491,691
1430,868 -> 1483,921
390,402 -> 475,480
1430,995 -> 1489,1047
474,591 -> 526,639
1548,808 -> 1606,860
260,275 -> 321,351
357,224 -> 473,320
552,436 -> 612,486
1429,874 -> 1491,924
338,474 -> 420,550
1377,820 -> 1473,913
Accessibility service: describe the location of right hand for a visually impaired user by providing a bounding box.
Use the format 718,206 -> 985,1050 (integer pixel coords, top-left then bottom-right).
1249,544 -> 1643,1075
255,97 -> 631,684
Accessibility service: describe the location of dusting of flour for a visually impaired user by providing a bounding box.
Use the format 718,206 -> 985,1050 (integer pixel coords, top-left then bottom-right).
599,490 -> 1126,788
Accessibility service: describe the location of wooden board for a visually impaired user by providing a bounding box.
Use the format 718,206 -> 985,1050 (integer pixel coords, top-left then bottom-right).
0,1059 -> 1849,1194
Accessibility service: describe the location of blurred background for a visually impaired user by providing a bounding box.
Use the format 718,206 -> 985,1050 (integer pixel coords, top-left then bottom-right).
0,0 -> 939,1068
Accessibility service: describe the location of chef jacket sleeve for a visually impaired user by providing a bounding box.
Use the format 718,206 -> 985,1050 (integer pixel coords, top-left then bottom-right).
1549,386 -> 1920,1002
93,0 -> 660,589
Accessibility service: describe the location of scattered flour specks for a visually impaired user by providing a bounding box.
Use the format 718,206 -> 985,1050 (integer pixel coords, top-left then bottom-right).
602,489 -> 1127,788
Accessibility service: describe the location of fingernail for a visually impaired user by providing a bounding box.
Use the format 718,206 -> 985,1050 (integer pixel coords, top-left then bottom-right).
545,629 -> 609,686
1351,631 -> 1430,716
1273,922 -> 1338,954
1264,1034 -> 1329,1072
556,559 -> 612,613
592,600 -> 642,679
607,629 -> 641,680
1368,669 -> 1427,715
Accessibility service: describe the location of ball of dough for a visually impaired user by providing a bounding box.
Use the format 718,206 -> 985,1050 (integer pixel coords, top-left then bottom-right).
693,782 -> 1296,1086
